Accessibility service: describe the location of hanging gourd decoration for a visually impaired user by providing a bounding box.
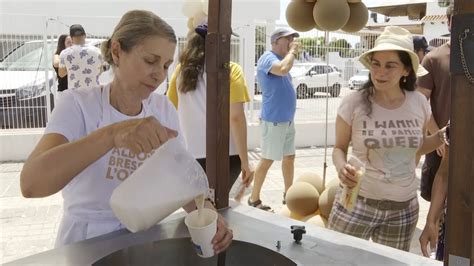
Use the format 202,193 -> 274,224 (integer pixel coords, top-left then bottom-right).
182,0 -> 209,30
192,11 -> 207,28
296,172 -> 324,194
318,178 -> 340,219
313,0 -> 350,31
314,19 -> 325,31
341,2 -> 369,32
201,0 -> 209,15
182,0 -> 203,18
286,182 -> 320,217
306,214 -> 328,228
286,0 -> 317,32
187,18 -> 194,31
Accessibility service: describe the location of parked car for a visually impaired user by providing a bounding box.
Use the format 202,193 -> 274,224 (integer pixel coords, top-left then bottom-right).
348,69 -> 370,90
254,68 -> 261,95
0,39 -> 103,129
290,63 -> 343,98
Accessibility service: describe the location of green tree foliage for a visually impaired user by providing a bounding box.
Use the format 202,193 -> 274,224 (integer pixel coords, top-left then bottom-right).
255,25 -> 266,63
328,39 -> 352,57
299,37 -> 326,58
253,27 -> 360,61
299,37 -> 355,58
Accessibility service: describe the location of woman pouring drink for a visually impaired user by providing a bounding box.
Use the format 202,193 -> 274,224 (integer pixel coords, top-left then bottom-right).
20,10 -> 232,254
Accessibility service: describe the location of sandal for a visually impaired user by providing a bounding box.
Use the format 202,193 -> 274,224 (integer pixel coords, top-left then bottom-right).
248,198 -> 273,212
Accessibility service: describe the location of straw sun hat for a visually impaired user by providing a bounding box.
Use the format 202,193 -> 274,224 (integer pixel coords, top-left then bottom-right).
359,26 -> 428,77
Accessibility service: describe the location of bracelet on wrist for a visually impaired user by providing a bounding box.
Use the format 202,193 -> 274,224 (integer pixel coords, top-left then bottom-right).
438,129 -> 446,144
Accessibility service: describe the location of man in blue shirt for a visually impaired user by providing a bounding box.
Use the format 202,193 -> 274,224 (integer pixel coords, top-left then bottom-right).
248,28 -> 301,210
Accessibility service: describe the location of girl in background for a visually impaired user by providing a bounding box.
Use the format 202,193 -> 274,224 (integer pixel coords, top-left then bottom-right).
53,34 -> 72,92
167,23 -> 253,191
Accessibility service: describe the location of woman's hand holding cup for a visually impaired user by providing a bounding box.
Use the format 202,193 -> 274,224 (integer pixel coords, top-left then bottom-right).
338,163 -> 358,188
338,155 -> 365,189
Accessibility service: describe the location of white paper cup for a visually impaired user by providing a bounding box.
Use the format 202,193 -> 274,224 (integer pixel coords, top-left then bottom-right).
184,208 -> 218,258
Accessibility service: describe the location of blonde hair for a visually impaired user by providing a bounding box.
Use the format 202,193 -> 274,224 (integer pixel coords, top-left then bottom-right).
101,10 -> 176,67
178,32 -> 205,93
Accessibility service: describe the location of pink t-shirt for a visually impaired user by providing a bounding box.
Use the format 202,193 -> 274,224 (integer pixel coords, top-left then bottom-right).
338,90 -> 431,201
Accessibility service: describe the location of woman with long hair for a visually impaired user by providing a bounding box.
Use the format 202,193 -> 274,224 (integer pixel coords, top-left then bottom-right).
167,23 -> 253,191
53,34 -> 72,92
328,26 -> 445,251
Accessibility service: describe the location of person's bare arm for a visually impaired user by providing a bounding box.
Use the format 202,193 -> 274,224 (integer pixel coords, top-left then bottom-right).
417,86 -> 432,99
229,102 -> 252,185
20,117 -> 177,198
21,127 -> 115,198
427,115 -> 446,156
427,148 -> 449,224
417,122 -> 445,156
417,84 -> 445,155
58,67 -> 67,78
417,87 -> 441,135
419,148 -> 449,256
333,115 -> 357,188
269,41 -> 301,76
426,115 -> 441,135
53,54 -> 60,68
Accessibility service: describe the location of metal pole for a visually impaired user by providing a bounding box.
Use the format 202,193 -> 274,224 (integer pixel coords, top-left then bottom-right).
322,30 -> 330,190
43,17 -> 52,121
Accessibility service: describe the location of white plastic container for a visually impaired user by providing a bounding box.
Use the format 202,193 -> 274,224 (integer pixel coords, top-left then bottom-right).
110,138 -> 209,233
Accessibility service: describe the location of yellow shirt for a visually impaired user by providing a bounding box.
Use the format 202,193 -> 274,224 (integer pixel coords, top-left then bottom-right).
166,61 -> 250,158
167,61 -> 250,108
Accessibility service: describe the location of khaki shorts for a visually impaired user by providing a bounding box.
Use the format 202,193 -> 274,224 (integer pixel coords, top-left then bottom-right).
260,120 -> 295,161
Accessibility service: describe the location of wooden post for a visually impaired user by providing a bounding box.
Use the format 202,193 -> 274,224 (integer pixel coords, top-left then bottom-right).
206,1 -> 232,265
206,0 -> 232,210
446,0 -> 474,265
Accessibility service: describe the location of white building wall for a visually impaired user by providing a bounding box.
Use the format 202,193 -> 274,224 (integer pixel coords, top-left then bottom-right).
426,1 -> 448,16
423,22 -> 449,42
1,121 -> 336,161
423,2 -> 450,41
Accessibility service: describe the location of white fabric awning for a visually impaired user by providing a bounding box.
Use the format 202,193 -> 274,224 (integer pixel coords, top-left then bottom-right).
368,0 -> 427,19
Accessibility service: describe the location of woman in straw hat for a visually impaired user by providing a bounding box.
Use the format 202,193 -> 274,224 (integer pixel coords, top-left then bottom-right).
328,26 -> 446,251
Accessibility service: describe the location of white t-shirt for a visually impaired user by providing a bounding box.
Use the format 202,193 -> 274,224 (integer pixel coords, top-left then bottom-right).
45,84 -> 183,246
59,44 -> 103,89
338,90 -> 431,201
176,72 -> 240,158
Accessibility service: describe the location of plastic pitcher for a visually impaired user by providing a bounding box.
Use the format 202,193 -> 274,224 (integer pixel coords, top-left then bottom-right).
110,138 -> 209,233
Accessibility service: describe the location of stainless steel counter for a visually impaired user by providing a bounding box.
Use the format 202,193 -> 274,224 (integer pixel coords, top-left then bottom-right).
6,203 -> 442,265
